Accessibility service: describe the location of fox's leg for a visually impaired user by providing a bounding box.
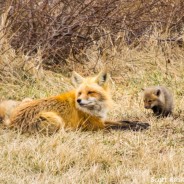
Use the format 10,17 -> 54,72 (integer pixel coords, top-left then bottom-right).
31,111 -> 64,134
152,106 -> 163,117
104,120 -> 150,131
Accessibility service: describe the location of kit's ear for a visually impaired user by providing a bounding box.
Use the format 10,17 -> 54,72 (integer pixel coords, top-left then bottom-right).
71,71 -> 84,87
156,89 -> 161,96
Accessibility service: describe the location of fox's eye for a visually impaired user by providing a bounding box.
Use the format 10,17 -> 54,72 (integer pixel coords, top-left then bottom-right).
148,100 -> 152,103
78,92 -> 82,95
88,91 -> 94,95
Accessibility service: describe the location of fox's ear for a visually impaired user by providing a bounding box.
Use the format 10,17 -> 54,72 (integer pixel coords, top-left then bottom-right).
156,89 -> 161,96
95,70 -> 109,86
71,71 -> 84,87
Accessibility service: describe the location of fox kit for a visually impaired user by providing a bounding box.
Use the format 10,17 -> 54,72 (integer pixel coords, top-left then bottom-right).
143,86 -> 173,117
0,98 -> 32,125
9,71 -> 149,133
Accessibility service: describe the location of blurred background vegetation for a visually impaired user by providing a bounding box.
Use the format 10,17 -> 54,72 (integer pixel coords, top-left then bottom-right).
0,0 -> 183,74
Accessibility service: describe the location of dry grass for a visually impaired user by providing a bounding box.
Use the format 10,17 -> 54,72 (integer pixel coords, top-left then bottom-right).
0,3 -> 184,183
0,46 -> 184,184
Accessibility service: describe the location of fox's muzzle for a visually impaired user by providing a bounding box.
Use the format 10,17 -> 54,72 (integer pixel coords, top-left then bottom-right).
77,99 -> 88,106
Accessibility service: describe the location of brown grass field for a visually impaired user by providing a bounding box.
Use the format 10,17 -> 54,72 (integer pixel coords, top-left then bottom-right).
0,44 -> 184,184
0,2 -> 184,183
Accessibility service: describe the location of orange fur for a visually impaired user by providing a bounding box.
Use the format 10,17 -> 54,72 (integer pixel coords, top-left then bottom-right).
9,71 -> 111,133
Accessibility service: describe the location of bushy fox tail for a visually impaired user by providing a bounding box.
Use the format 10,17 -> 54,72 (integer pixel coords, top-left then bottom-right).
105,120 -> 150,131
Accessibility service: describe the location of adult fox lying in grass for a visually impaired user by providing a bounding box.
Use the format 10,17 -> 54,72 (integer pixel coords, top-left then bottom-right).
8,71 -> 149,133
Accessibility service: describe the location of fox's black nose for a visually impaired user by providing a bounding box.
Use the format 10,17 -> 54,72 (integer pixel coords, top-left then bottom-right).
77,99 -> 81,104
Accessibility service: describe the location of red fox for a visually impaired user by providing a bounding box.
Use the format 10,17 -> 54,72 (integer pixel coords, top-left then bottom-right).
0,98 -> 32,125
8,71 -> 149,133
143,86 -> 173,117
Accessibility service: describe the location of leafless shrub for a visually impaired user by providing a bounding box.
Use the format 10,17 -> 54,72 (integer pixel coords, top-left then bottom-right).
0,0 -> 184,68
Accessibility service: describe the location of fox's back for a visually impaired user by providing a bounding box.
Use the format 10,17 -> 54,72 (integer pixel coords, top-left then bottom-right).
10,91 -> 77,130
159,86 -> 173,111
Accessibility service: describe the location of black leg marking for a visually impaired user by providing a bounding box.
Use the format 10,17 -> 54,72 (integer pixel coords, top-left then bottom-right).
110,120 -> 150,131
